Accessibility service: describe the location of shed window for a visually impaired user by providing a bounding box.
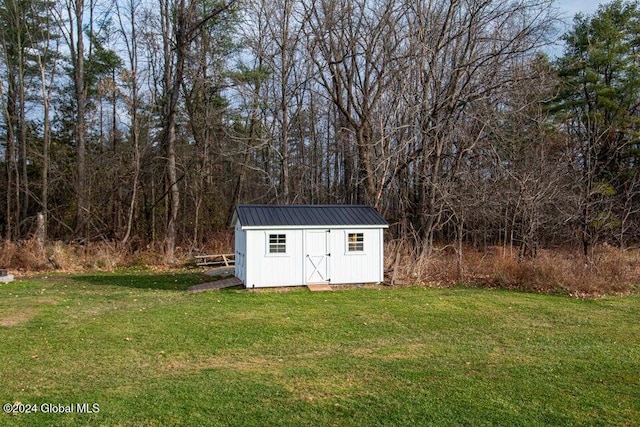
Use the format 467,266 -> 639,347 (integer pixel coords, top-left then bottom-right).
348,233 -> 364,252
268,234 -> 286,253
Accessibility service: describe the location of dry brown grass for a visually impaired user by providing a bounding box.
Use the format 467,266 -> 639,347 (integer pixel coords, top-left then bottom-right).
385,241 -> 640,297
0,239 -> 168,272
0,231 -> 236,273
0,308 -> 36,327
2,234 -> 637,297
199,230 -> 234,254
0,240 -> 49,271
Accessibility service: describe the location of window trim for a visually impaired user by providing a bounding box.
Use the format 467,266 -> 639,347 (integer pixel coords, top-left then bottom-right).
345,231 -> 365,255
266,232 -> 288,256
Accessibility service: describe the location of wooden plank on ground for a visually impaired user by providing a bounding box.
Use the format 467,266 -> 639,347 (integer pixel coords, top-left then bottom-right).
188,277 -> 243,293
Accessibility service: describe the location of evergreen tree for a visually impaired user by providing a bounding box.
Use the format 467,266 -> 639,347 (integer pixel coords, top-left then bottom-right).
554,0 -> 640,254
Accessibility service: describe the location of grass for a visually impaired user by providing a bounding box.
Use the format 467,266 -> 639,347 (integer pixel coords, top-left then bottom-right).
0,270 -> 638,426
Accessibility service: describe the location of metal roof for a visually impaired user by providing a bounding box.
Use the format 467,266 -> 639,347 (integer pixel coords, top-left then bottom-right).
234,205 -> 388,228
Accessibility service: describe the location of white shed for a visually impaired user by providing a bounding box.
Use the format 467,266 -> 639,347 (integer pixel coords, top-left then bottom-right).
231,205 -> 388,288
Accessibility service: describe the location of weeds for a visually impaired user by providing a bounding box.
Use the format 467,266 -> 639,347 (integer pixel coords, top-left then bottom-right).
1,236 -> 638,297
385,241 -> 640,296
0,233 -> 234,273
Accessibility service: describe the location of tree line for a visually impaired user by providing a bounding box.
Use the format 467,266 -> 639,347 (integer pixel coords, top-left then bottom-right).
0,0 -> 639,260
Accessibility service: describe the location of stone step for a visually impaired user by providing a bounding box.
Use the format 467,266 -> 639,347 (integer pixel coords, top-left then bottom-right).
0,274 -> 14,283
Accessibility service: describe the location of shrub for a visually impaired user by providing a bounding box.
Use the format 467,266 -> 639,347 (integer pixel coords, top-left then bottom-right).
384,242 -> 640,296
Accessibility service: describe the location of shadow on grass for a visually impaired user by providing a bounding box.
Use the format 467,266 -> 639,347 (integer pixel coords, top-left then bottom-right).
72,272 -> 208,291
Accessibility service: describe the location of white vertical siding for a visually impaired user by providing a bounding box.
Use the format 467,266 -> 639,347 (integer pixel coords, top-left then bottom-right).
234,222 -> 246,282
245,229 -> 304,288
328,229 -> 383,284
236,225 -> 384,288
379,228 -> 385,281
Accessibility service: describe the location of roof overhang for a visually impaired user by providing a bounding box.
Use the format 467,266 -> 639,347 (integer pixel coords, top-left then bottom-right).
232,204 -> 389,229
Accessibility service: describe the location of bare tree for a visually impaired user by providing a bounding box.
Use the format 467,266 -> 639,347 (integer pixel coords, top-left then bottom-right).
158,0 -> 236,261
0,77 -> 17,241
31,6 -> 58,243
0,0 -> 35,238
182,0 -> 236,246
115,0 -> 142,245
51,0 -> 95,236
304,0 -> 408,207
403,0 -> 556,253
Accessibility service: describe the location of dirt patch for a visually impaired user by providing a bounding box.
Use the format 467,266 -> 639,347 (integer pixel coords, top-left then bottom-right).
307,283 -> 333,292
0,309 -> 36,327
162,356 -> 282,373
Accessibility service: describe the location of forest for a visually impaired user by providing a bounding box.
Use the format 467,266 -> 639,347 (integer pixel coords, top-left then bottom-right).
0,0 -> 639,285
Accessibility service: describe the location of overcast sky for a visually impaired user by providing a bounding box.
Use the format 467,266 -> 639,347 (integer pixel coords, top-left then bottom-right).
549,0 -> 609,56
559,0 -> 607,20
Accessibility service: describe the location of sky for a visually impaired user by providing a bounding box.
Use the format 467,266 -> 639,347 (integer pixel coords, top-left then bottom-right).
550,0 -> 609,56
559,0 -> 608,20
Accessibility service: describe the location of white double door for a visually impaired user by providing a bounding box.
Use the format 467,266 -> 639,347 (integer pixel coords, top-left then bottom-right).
305,230 -> 329,284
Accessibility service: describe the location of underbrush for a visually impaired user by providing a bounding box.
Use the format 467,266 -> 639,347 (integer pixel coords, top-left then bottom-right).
1,236 -> 638,297
0,240 -> 158,271
0,231 -> 234,273
385,242 -> 640,297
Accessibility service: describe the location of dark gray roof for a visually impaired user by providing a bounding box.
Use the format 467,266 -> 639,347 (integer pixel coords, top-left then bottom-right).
235,205 -> 388,227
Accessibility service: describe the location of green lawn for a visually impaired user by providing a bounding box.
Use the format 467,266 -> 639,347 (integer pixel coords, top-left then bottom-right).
0,270 -> 638,426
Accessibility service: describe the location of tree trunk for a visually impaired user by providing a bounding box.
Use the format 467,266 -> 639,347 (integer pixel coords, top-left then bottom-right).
165,124 -> 179,262
118,0 -> 140,246
355,122 -> 376,206
280,53 -> 290,202
160,0 -> 188,262
0,79 -> 16,241
73,0 -> 88,236
421,135 -> 444,255
456,218 -> 464,281
35,212 -> 45,256
18,42 -> 28,229
37,52 -> 51,243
